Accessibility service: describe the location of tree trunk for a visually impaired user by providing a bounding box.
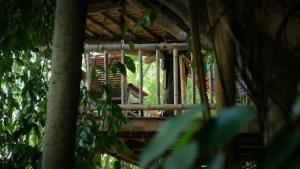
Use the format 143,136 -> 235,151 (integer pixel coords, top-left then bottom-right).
42,0 -> 86,169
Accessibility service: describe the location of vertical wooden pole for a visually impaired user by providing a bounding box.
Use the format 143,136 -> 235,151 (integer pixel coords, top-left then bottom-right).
85,53 -> 91,91
139,49 -> 144,116
156,49 -> 161,104
191,53 -> 196,104
188,0 -> 210,119
121,40 -> 127,104
179,55 -> 187,104
173,48 -> 178,115
104,50 -> 108,85
210,57 -> 214,104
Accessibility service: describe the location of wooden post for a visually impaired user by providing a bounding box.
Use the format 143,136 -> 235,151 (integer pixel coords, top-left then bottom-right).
179,55 -> 187,104
173,48 -> 178,114
103,50 -> 108,85
138,49 -> 144,116
156,49 -> 160,104
85,53 -> 91,91
210,57 -> 214,104
188,0 -> 210,118
121,40 -> 128,104
191,53 -> 196,104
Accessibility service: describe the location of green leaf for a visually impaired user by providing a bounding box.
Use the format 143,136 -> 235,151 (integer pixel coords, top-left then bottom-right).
195,106 -> 257,153
124,56 -> 136,73
213,106 -> 256,146
128,40 -> 134,50
164,141 -> 198,169
139,107 -> 202,167
116,62 -> 127,76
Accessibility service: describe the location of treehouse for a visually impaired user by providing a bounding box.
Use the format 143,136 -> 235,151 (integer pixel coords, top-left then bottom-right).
82,0 -> 269,165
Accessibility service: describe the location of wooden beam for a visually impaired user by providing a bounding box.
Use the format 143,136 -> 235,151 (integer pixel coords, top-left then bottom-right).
125,13 -> 159,40
86,17 -> 117,37
99,13 -> 136,38
120,104 -> 205,111
88,0 -> 121,14
127,0 -> 187,41
85,42 -> 188,51
85,29 -> 95,37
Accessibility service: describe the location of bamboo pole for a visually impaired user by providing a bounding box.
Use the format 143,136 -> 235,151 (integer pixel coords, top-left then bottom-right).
179,55 -> 187,104
188,0 -> 210,119
191,53 -> 196,104
120,104 -> 207,111
210,57 -> 214,104
173,48 -> 179,114
85,42 -> 188,51
138,49 -> 144,116
104,50 -> 108,85
121,40 -> 128,104
85,53 -> 91,91
156,49 -> 160,104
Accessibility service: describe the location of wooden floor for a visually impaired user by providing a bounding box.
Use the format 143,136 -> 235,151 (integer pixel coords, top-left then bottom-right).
100,117 -> 263,165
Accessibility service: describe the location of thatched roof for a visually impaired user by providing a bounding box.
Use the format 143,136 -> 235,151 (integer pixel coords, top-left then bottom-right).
85,0 -> 189,45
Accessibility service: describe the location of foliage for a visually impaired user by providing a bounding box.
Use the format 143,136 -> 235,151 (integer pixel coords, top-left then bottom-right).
140,106 -> 257,169
140,101 -> 300,169
75,55 -> 137,168
0,1 -> 54,168
0,1 -> 136,168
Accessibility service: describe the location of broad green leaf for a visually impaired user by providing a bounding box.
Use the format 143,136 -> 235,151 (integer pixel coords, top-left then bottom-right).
140,107 -> 202,167
212,106 -> 257,146
116,62 -> 127,76
124,56 -> 136,73
195,106 -> 257,153
164,141 -> 198,169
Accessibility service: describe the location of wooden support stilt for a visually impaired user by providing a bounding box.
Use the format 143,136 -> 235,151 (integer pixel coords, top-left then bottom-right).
179,55 -> 187,104
138,49 -> 144,116
156,49 -> 160,104
121,40 -> 128,105
173,48 -> 179,114
191,53 -> 196,104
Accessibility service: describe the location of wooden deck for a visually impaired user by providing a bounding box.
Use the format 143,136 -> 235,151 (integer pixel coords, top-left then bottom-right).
98,117 -> 263,165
